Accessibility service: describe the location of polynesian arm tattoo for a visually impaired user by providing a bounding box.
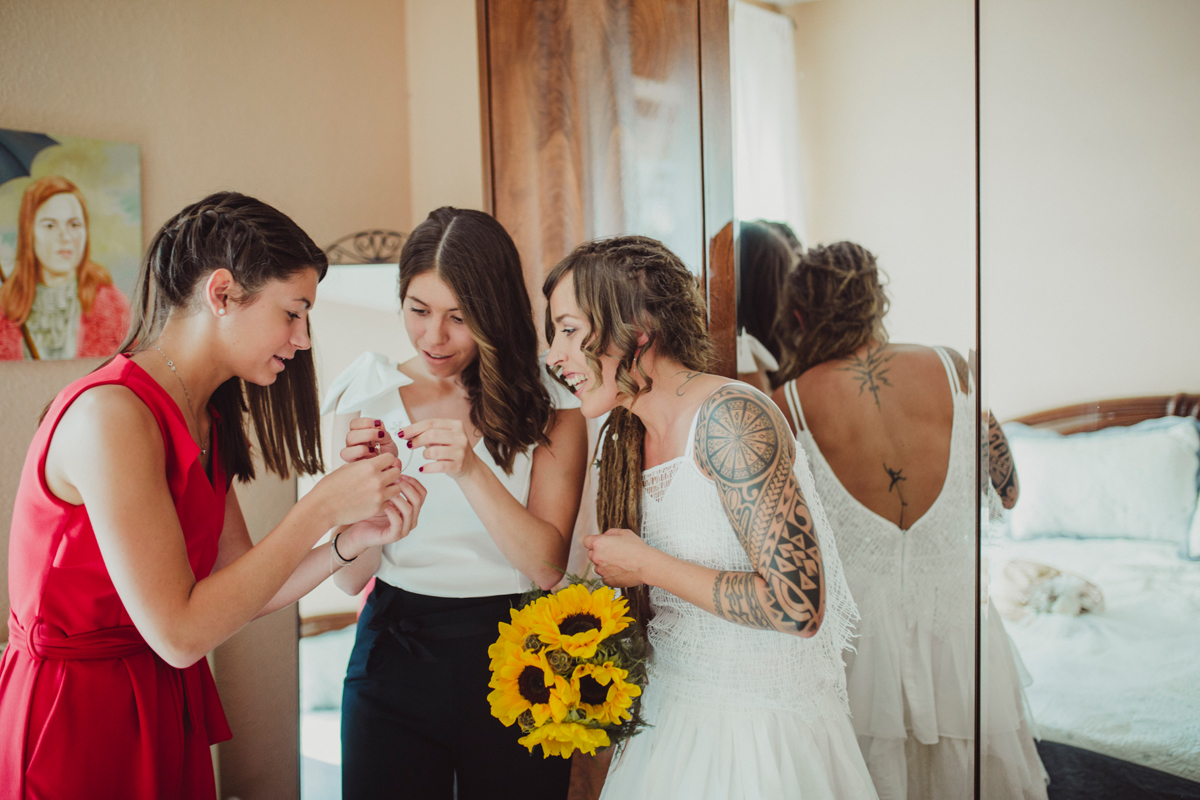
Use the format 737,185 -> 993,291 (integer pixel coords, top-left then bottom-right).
987,411 -> 1020,508
837,343 -> 894,410
696,385 -> 825,636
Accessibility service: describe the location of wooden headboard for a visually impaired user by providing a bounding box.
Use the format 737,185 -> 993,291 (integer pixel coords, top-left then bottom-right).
1010,393 -> 1200,435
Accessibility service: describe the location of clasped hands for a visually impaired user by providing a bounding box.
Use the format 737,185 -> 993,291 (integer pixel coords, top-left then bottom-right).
584,528 -> 655,589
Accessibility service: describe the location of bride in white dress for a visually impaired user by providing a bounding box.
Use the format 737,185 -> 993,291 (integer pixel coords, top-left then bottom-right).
542,236 -> 878,800
771,241 -> 1048,800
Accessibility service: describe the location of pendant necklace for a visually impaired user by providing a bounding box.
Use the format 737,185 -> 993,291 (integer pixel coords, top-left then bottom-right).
154,345 -> 208,456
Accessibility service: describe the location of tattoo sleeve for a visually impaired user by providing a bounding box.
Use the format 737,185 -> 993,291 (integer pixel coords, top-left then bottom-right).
988,411 -> 1020,508
697,386 -> 825,636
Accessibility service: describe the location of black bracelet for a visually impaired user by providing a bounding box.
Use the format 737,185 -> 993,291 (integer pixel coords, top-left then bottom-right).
332,532 -> 357,565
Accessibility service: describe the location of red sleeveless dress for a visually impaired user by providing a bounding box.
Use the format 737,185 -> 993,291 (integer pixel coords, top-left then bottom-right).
0,355 -> 232,799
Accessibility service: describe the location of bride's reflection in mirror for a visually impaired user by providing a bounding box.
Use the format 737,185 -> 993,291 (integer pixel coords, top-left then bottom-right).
731,0 -> 1047,794
735,220 -> 797,394
767,243 -> 1046,800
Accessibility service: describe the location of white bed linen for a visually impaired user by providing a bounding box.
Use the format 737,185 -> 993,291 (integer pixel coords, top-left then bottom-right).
987,538 -> 1200,781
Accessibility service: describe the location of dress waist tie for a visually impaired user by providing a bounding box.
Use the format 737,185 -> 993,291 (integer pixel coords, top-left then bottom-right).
6,614 -> 231,744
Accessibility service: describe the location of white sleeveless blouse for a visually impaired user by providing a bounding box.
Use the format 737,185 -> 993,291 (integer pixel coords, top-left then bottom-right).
321,351 -> 580,598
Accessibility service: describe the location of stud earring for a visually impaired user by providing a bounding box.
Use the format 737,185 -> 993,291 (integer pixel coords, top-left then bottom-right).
217,308 -> 226,316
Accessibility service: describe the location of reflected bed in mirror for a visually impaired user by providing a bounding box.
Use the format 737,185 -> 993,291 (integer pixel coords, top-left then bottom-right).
987,396 -> 1200,798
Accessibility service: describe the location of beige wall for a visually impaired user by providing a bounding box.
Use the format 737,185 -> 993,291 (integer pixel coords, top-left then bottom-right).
786,0 -> 977,356
406,0 -> 487,218
0,1 -> 412,797
981,0 -> 1200,417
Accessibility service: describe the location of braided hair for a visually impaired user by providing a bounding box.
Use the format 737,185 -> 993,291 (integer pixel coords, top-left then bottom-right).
542,236 -> 712,625
773,241 -> 889,387
118,191 -> 328,483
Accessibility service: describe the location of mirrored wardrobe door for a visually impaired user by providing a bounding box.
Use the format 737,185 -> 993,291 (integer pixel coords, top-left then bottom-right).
980,1 -> 1200,798
730,0 -> 985,796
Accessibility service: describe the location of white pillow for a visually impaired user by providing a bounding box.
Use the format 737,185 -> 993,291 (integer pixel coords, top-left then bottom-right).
1187,501 -> 1200,560
1004,418 -> 1200,543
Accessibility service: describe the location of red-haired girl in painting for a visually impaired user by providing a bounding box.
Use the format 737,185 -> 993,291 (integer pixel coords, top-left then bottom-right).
0,175 -> 131,359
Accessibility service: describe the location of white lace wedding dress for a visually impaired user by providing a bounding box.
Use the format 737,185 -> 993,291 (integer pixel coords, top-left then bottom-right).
782,347 -> 1048,800
599,385 -> 879,800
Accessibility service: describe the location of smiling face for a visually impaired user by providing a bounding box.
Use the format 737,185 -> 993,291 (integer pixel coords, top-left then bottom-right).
225,268 -> 318,386
546,270 -> 625,419
402,271 -> 480,379
33,193 -> 87,277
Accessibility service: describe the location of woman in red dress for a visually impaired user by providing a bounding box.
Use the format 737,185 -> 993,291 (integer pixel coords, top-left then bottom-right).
0,192 -> 426,799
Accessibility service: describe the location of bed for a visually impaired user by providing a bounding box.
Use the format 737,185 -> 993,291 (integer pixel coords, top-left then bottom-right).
989,394 -> 1200,800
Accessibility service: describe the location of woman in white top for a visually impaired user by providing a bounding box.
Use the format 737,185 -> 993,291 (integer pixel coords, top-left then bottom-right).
328,208 -> 588,799
542,236 -> 878,800
770,241 -> 1046,800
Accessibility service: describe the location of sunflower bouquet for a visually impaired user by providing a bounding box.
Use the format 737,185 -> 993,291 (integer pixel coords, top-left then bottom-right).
487,575 -> 649,759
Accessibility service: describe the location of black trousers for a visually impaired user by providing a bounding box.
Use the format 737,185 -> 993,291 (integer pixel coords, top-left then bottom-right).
341,581 -> 572,800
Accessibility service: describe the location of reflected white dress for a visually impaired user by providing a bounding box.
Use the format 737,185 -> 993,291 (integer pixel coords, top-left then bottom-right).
600,385 -> 878,800
782,347 -> 1048,800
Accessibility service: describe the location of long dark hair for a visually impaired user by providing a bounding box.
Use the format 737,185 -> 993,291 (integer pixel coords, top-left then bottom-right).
399,207 -> 552,475
542,236 -> 712,626
119,191 -> 328,483
738,220 -> 796,366
773,241 -> 889,387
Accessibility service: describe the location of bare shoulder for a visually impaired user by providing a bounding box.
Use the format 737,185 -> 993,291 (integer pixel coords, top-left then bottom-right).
694,382 -> 795,484
58,383 -> 160,441
48,383 -> 165,502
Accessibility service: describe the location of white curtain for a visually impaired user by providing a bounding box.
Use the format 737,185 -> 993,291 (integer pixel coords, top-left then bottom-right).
731,1 -> 808,244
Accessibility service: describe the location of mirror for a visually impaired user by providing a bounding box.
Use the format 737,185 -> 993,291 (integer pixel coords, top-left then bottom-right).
297,261 -> 413,796
729,1 -> 1029,797
980,1 -> 1200,798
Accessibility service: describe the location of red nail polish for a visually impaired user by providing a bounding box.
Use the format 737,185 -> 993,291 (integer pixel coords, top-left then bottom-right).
397,430 -> 405,439
374,419 -> 382,427
407,441 -> 412,449
378,430 -> 385,439
418,466 -> 424,472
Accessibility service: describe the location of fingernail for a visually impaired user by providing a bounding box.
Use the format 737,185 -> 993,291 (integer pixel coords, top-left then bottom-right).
397,430 -> 405,439
418,466 -> 424,472
374,420 -> 382,428
406,441 -> 412,449
378,431 -> 385,439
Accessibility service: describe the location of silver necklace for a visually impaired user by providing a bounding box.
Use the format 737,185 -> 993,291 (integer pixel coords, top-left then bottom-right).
154,345 -> 208,456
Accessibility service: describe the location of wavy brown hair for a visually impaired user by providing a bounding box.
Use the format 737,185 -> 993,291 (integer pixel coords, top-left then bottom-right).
542,236 -> 712,625
1,175 -> 115,324
112,191 -> 328,483
399,207 -> 551,475
773,241 -> 889,387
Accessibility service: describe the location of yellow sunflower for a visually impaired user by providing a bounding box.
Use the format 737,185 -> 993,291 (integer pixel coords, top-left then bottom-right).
571,661 -> 642,725
519,721 -> 611,759
488,647 -> 579,727
529,584 -> 634,659
488,604 -> 538,671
